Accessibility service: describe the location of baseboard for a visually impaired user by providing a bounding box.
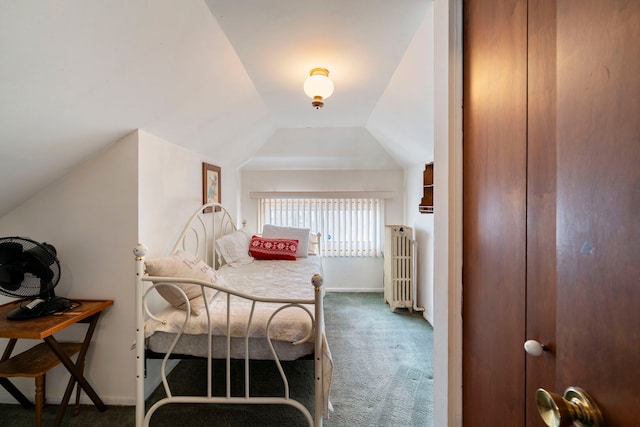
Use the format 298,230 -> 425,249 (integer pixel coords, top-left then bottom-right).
325,288 -> 383,293
424,311 -> 434,326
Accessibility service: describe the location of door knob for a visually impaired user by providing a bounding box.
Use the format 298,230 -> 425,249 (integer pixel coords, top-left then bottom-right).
524,339 -> 546,356
536,387 -> 604,427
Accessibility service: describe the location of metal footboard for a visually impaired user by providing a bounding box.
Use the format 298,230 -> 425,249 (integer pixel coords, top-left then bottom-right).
134,245 -> 325,427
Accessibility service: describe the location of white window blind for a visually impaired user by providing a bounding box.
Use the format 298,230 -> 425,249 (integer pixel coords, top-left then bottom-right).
258,198 -> 384,257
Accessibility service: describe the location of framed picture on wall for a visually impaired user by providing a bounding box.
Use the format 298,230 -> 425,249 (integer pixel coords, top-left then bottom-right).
202,162 -> 221,213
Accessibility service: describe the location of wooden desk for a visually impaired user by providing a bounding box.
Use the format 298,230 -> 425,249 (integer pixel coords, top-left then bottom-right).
0,299 -> 113,427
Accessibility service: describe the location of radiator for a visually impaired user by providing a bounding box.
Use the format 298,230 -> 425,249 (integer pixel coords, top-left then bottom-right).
383,225 -> 416,313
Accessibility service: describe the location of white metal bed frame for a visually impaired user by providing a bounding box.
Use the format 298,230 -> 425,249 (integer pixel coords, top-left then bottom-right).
134,202 -> 326,426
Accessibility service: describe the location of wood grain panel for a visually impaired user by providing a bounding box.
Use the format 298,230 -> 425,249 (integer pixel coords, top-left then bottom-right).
555,1 -> 640,425
525,1 -> 556,425
462,0 -> 528,424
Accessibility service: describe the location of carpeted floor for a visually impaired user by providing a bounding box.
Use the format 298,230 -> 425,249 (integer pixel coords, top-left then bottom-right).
0,293 -> 433,426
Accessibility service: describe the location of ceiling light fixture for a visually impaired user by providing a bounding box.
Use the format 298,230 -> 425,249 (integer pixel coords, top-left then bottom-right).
303,68 -> 334,109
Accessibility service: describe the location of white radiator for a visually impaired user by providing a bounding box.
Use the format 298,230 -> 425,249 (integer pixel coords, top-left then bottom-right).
383,225 -> 417,313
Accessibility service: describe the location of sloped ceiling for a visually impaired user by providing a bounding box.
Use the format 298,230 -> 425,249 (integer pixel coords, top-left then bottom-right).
242,128 -> 401,170
0,0 -> 432,217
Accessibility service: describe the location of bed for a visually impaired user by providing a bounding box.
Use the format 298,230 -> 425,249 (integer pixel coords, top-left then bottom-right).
133,203 -> 332,427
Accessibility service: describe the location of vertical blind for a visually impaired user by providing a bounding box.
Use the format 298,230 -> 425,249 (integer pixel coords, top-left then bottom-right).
258,198 -> 384,257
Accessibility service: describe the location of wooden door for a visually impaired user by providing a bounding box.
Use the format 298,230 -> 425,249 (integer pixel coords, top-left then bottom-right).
525,0 -> 557,423
554,1 -> 640,425
462,0 -> 529,424
463,0 -> 640,425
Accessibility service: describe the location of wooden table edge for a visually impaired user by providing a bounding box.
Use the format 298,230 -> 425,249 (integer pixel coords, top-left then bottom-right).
0,299 -> 114,339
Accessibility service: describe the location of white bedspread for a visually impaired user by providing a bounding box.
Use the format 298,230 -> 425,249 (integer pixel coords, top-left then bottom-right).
143,255 -> 333,415
144,256 -> 322,340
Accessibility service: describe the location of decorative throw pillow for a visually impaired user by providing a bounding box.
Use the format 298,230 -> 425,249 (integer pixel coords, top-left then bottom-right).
261,224 -> 310,258
249,235 -> 298,260
144,250 -> 222,315
215,229 -> 253,266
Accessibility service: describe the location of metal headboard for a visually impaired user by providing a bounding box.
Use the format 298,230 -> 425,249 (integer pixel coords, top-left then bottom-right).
170,202 -> 238,269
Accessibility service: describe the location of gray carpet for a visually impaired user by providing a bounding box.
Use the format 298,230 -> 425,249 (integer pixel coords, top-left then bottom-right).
0,293 -> 433,426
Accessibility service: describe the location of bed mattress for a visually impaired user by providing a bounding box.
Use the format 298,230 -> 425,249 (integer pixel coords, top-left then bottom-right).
145,256 -> 323,360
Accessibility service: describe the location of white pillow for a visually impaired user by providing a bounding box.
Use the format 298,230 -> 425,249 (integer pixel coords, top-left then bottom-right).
215,229 -> 253,266
144,250 -> 223,315
262,224 -> 310,258
308,232 -> 320,256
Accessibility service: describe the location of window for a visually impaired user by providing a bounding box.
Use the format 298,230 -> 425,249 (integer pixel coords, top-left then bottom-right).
258,198 -> 384,257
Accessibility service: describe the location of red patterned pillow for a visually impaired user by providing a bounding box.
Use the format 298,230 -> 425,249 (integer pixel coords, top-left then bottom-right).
249,235 -> 298,260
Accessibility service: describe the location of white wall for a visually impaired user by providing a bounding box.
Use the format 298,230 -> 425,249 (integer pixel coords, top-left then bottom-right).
405,164 -> 435,325
367,3 -> 434,168
0,129 -> 240,405
137,129 -> 238,258
370,2 -> 435,323
0,131 -> 138,404
433,0 -> 464,426
240,169 -> 404,292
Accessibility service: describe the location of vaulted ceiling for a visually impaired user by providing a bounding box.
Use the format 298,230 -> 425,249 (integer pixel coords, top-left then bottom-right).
0,1 -> 433,217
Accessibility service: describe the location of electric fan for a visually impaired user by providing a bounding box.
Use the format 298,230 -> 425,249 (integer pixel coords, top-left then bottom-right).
0,236 -> 71,320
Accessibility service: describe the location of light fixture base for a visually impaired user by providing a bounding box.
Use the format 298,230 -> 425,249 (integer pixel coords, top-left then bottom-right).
309,67 -> 330,78
311,96 -> 324,109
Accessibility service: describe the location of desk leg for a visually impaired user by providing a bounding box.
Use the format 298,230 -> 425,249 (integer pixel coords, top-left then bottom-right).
0,338 -> 33,409
53,369 -> 78,427
51,313 -> 96,427
44,313 -> 107,413
0,377 -> 33,408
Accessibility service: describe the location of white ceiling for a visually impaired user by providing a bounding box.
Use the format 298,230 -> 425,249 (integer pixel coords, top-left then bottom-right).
0,0 -> 433,217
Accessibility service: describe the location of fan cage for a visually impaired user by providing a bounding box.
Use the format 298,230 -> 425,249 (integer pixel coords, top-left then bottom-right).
0,236 -> 61,299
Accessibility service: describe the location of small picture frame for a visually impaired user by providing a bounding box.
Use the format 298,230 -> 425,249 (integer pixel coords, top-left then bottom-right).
202,162 -> 221,213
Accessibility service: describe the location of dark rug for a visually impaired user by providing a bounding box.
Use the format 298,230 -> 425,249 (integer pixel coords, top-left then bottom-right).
0,293 -> 433,426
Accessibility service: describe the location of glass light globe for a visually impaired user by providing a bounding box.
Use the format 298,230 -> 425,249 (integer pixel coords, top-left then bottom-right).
303,69 -> 334,100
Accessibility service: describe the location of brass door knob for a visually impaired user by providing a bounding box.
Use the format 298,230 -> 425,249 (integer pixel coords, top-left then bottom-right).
536,387 -> 604,427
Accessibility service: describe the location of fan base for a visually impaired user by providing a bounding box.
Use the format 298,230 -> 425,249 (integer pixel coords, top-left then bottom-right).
7,297 -> 72,321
